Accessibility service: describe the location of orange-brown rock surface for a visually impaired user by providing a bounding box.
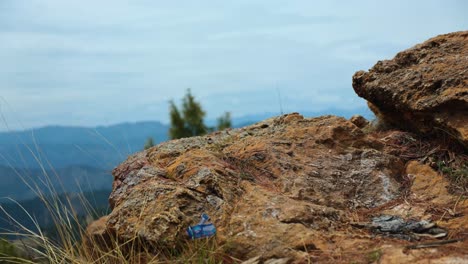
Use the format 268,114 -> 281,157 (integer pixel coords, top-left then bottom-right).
88,114 -> 467,263
353,31 -> 468,148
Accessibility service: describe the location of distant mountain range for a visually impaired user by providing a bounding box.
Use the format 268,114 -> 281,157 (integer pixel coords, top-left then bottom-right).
0,121 -> 169,169
0,121 -> 168,201
0,165 -> 112,201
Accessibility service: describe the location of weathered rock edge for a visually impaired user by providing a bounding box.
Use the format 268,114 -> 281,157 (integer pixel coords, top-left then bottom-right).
353,31 -> 468,148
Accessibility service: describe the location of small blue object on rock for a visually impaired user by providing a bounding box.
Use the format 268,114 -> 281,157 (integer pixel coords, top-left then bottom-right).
186,213 -> 216,240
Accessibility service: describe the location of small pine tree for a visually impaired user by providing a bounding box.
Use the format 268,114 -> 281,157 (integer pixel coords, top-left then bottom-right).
169,100 -> 189,139
182,89 -> 207,136
169,89 -> 208,139
216,112 -> 232,131
144,137 -> 155,150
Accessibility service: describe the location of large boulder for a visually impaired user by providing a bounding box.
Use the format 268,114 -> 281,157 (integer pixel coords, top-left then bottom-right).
87,113 -> 468,262
353,31 -> 468,148
89,114 -> 404,260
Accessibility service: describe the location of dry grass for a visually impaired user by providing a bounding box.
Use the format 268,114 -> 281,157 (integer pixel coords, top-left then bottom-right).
0,172 -> 229,263
361,114 -> 467,195
373,130 -> 468,195
0,123 -> 227,264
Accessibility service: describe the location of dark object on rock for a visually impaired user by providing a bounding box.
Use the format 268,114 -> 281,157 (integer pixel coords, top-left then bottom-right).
353,31 -> 468,148
353,215 -> 447,241
349,115 -> 370,129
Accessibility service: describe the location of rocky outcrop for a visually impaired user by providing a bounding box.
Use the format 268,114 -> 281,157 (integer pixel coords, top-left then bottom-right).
87,114 -> 467,263
353,31 -> 468,148
95,115 -> 403,258
86,31 -> 468,263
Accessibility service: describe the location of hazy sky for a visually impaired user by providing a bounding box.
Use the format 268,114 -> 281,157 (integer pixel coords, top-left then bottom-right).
1,0 -> 467,130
